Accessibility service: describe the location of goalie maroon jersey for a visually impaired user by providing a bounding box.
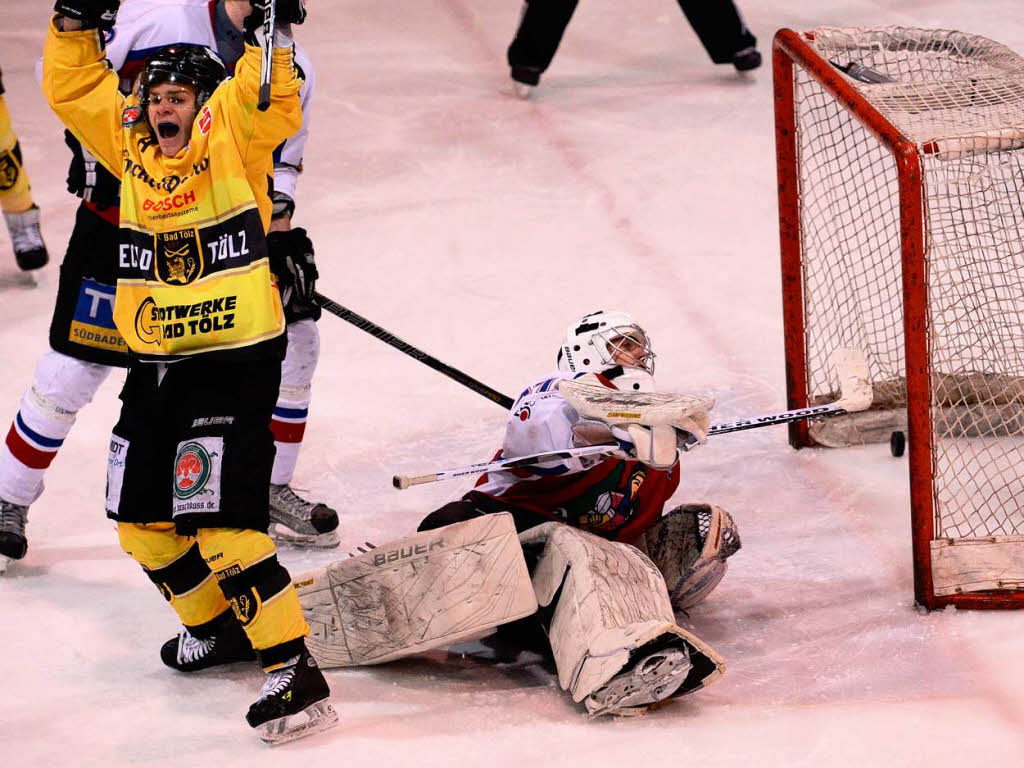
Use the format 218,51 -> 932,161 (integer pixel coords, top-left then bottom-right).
470,372 -> 680,541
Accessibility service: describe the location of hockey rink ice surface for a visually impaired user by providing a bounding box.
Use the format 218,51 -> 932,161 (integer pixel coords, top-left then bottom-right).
4,0 -> 1024,765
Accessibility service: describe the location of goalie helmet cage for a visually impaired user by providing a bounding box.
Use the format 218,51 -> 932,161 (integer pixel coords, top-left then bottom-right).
774,26 -> 1024,610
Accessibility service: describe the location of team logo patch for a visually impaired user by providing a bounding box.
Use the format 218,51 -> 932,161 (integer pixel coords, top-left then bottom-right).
0,149 -> 21,191
156,228 -> 202,285
229,588 -> 262,626
516,405 -> 531,422
121,105 -> 143,127
174,441 -> 212,499
172,436 -> 223,517
155,581 -> 173,603
197,105 -> 213,135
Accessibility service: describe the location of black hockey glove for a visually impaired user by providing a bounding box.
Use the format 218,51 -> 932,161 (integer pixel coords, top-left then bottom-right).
267,227 -> 321,322
53,0 -> 120,30
64,131 -> 120,207
244,0 -> 307,37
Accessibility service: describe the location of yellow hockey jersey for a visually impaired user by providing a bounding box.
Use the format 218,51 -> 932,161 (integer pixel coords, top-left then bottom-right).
42,20 -> 301,359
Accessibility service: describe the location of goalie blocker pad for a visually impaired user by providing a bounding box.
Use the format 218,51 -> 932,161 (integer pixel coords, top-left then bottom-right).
293,512 -> 538,667
520,522 -> 724,708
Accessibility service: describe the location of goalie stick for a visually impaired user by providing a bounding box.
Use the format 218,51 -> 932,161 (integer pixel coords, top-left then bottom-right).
314,292 -> 515,409
257,0 -> 276,111
392,348 -> 872,489
393,444 -> 618,489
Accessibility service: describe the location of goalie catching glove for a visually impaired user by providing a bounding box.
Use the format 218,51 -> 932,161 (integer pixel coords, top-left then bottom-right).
267,228 -> 321,322
564,374 -> 713,470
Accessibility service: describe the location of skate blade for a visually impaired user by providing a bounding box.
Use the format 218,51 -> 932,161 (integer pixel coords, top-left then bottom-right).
268,523 -> 341,550
0,270 -> 41,288
0,555 -> 10,574
256,700 -> 339,745
513,82 -> 533,100
584,649 -> 692,717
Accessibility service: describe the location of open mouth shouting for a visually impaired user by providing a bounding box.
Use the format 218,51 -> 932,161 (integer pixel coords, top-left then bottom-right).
157,122 -> 180,139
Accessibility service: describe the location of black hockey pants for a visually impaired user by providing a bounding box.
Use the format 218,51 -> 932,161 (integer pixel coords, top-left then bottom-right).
507,0 -> 757,77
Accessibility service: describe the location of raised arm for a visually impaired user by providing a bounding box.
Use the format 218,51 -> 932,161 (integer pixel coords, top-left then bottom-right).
42,4 -> 126,179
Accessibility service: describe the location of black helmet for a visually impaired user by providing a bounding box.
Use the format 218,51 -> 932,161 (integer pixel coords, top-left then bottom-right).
137,45 -> 228,113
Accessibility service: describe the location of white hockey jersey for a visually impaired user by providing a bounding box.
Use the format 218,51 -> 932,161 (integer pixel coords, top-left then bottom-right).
470,372 -> 680,540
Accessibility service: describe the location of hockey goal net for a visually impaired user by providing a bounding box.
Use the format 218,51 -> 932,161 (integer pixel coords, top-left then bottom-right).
774,26 -> 1024,609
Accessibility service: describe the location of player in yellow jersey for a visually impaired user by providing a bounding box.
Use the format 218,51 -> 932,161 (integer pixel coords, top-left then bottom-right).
43,0 -> 337,744
0,66 -> 49,274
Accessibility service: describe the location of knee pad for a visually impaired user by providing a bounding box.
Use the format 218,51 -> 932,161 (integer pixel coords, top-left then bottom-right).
198,528 -> 307,666
31,350 -> 112,415
631,504 -> 741,611
118,522 -> 226,626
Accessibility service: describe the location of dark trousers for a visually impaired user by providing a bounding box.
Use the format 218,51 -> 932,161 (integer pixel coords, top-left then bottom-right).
508,0 -> 757,77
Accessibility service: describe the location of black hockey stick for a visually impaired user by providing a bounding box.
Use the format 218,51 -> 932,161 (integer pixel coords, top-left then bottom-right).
257,0 -> 276,111
313,292 -> 515,409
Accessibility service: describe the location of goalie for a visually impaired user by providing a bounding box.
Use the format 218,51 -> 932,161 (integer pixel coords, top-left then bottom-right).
294,311 -> 739,717
420,309 -> 742,613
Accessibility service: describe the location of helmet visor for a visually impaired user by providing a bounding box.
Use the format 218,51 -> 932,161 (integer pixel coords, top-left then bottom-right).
602,326 -> 655,375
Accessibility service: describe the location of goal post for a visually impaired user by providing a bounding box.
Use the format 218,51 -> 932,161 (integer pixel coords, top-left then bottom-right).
773,26 -> 1024,610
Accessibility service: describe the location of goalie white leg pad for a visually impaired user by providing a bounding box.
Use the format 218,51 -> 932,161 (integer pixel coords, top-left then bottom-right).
630,504 -> 742,611
293,512 -> 537,667
519,522 -> 724,714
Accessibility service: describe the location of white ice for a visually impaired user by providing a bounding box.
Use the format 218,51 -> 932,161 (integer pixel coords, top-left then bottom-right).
3,0 -> 1024,765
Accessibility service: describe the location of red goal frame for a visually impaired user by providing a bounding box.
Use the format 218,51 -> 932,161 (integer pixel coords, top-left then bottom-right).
773,27 -> 1024,610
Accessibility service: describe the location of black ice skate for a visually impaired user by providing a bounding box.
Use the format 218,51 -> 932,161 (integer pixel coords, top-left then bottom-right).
268,484 -> 340,548
160,618 -> 257,672
0,499 -> 28,574
732,46 -> 762,72
510,66 -> 541,99
246,649 -> 338,745
584,639 -> 692,717
4,205 -> 49,272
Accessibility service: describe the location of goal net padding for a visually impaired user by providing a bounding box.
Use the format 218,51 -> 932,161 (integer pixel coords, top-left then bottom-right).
775,26 -> 1024,609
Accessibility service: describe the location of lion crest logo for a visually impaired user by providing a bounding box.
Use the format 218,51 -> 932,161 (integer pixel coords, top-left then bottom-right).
156,229 -> 202,285
163,244 -> 198,284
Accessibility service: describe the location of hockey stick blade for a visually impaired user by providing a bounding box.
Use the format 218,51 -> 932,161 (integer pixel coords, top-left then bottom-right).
393,444 -> 619,490
708,347 -> 872,436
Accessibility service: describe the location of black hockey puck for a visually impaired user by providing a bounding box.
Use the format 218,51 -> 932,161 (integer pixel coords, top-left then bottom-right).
890,430 -> 906,457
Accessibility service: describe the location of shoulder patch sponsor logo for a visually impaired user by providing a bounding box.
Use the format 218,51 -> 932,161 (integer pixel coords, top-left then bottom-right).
197,105 -> 213,135
70,278 -> 127,353
122,105 -> 143,128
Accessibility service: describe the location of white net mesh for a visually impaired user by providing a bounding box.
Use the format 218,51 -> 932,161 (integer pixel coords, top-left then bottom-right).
792,27 -> 1024,545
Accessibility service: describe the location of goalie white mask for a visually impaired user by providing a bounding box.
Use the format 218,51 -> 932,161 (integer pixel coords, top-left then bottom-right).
557,310 -> 656,384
